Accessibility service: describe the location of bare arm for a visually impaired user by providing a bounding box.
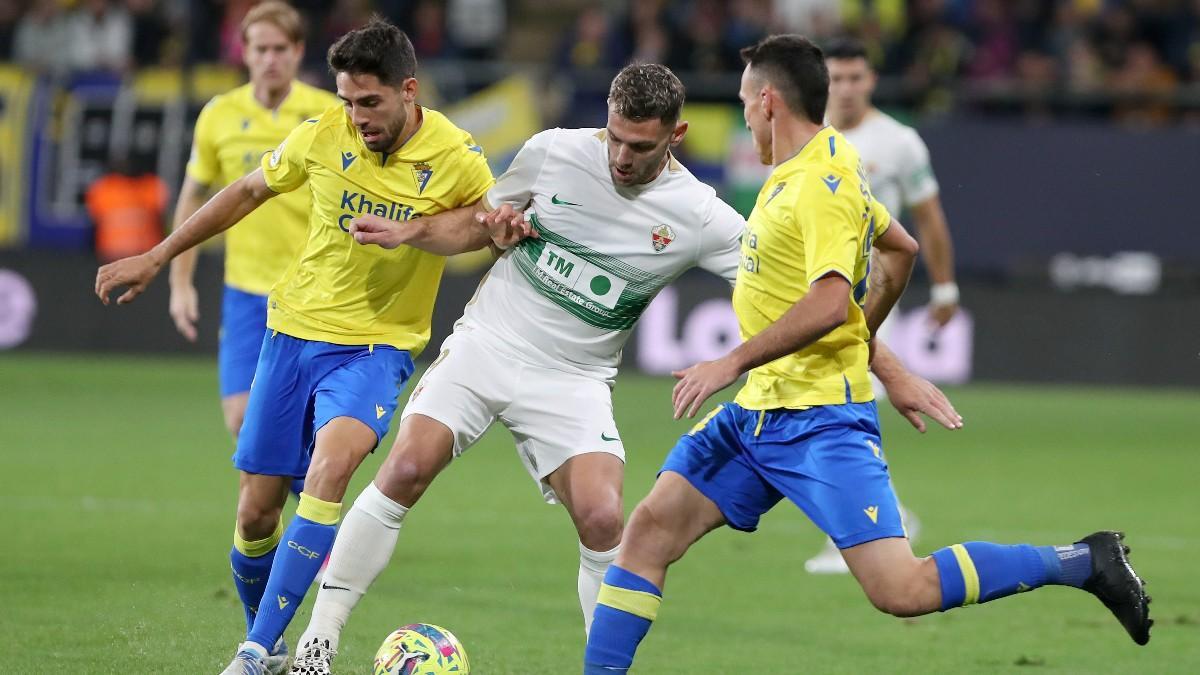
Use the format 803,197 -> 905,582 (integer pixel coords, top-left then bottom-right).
349,201 -> 533,256
909,196 -> 959,325
864,218 -> 919,336
670,275 -> 850,419
96,169 -> 276,305
871,339 -> 963,432
166,176 -> 210,341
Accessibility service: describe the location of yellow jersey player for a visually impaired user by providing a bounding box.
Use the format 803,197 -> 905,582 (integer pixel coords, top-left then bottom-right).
584,35 -> 1150,673
96,19 -> 515,675
168,2 -> 337,498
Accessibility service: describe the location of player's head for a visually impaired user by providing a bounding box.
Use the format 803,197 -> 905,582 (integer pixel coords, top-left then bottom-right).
823,37 -> 876,125
738,35 -> 829,165
241,1 -> 305,92
605,63 -> 688,187
328,17 -> 419,153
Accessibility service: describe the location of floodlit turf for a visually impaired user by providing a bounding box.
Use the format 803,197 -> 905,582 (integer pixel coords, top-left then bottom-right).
2,353 -> 1197,673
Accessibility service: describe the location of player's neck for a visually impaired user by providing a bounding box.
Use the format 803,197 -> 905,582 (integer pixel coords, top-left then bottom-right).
831,106 -> 874,132
771,116 -> 824,167
388,103 -> 424,153
252,81 -> 293,111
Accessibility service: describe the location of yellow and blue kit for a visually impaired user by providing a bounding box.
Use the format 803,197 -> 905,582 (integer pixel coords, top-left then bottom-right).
661,126 -> 904,546
233,104 -> 493,478
185,81 -> 339,397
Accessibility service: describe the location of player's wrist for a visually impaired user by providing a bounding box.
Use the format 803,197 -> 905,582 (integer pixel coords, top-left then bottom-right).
930,281 -> 959,307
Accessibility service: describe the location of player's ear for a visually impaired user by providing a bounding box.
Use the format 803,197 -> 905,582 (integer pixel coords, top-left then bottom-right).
669,120 -> 688,147
399,76 -> 419,103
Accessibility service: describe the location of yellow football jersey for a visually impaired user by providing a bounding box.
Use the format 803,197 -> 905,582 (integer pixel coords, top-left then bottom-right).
733,126 -> 892,410
186,81 -> 340,294
261,105 -> 494,354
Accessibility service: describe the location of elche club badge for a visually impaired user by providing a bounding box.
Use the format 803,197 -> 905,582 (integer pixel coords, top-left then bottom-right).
651,224 -> 675,253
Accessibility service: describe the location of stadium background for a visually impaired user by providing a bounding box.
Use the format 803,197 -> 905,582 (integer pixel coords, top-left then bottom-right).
1,1 -> 1197,672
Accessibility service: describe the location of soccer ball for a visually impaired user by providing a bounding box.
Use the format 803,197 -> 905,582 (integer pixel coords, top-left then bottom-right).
374,623 -> 470,675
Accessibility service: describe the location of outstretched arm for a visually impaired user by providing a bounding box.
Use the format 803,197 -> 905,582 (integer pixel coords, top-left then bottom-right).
96,169 -> 276,305
348,200 -> 533,256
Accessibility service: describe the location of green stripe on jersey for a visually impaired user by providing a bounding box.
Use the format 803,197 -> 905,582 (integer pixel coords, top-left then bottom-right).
511,213 -> 668,331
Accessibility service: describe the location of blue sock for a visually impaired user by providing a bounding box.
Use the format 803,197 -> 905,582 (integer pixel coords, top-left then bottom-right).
584,565 -> 662,674
245,493 -> 340,650
289,477 -> 305,499
932,541 -> 1093,610
230,523 -> 281,632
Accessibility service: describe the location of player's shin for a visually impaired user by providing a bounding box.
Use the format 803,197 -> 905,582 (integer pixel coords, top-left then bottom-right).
583,565 -> 662,673
931,541 -> 1092,610
230,520 -> 282,631
300,482 -> 409,651
245,493 -> 341,650
579,542 -> 620,635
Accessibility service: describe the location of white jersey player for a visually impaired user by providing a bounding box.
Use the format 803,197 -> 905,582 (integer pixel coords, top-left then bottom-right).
287,63 -> 964,673
285,64 -> 743,673
802,37 -> 962,575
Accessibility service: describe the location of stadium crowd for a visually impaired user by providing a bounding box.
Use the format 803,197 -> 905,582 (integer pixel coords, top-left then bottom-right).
1,0 -> 1198,120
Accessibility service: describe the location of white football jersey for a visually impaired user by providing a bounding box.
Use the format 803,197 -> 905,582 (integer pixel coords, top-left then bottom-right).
840,110 -> 939,216
458,127 -> 745,381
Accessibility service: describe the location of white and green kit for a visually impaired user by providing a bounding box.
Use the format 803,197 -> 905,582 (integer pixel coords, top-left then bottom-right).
402,127 -> 745,500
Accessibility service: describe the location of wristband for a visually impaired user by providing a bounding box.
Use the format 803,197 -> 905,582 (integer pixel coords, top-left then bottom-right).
930,282 -> 959,306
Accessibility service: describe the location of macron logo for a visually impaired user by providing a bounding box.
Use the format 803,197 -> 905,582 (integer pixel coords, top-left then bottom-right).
821,174 -> 842,195
342,151 -> 356,171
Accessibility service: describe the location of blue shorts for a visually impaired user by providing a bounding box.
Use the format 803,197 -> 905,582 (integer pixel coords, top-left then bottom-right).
233,331 -> 415,477
218,285 -> 269,398
661,401 -> 905,548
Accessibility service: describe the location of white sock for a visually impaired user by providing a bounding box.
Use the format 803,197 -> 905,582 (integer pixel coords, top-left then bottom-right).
578,541 -> 620,636
300,482 -> 409,651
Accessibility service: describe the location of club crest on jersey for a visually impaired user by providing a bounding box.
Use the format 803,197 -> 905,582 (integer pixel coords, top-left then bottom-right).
413,162 -> 433,194
651,224 -> 676,253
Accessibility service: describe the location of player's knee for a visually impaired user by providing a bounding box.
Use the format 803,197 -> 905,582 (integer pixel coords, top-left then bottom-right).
575,501 -> 624,551
624,501 -> 684,566
862,571 -> 935,617
377,454 -> 438,505
236,501 -> 281,541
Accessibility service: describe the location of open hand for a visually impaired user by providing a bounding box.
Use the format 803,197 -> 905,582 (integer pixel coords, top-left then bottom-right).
169,282 -> 199,342
96,253 -> 163,306
671,357 -> 740,419
477,203 -> 536,250
883,370 -> 963,432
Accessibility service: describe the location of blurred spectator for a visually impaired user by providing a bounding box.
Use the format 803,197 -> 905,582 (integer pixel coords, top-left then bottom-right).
0,0 -> 19,61
667,0 -> 734,73
65,0 -> 133,74
87,158 -> 167,262
557,5 -> 622,71
447,0 -> 505,61
127,0 -> 172,68
411,0 -> 452,59
14,0 -> 71,76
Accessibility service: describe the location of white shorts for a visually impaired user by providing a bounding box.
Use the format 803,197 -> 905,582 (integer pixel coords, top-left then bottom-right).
401,330 -> 626,503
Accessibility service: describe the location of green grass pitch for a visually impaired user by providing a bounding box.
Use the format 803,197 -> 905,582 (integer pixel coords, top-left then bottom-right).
1,354 -> 1197,673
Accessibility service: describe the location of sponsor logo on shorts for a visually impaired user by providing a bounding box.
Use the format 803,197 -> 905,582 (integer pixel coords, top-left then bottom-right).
863,505 -> 879,524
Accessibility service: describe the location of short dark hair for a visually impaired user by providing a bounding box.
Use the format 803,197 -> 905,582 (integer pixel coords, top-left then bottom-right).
822,37 -> 869,62
327,17 -> 416,86
608,63 -> 686,124
740,34 -> 829,124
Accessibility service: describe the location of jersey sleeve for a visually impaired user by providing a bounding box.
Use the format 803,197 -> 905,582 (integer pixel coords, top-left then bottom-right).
185,99 -> 220,186
869,196 -> 893,242
795,178 -> 862,286
698,196 -> 746,285
261,118 -> 321,194
453,136 -> 495,206
897,129 -> 939,207
484,128 -> 555,209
